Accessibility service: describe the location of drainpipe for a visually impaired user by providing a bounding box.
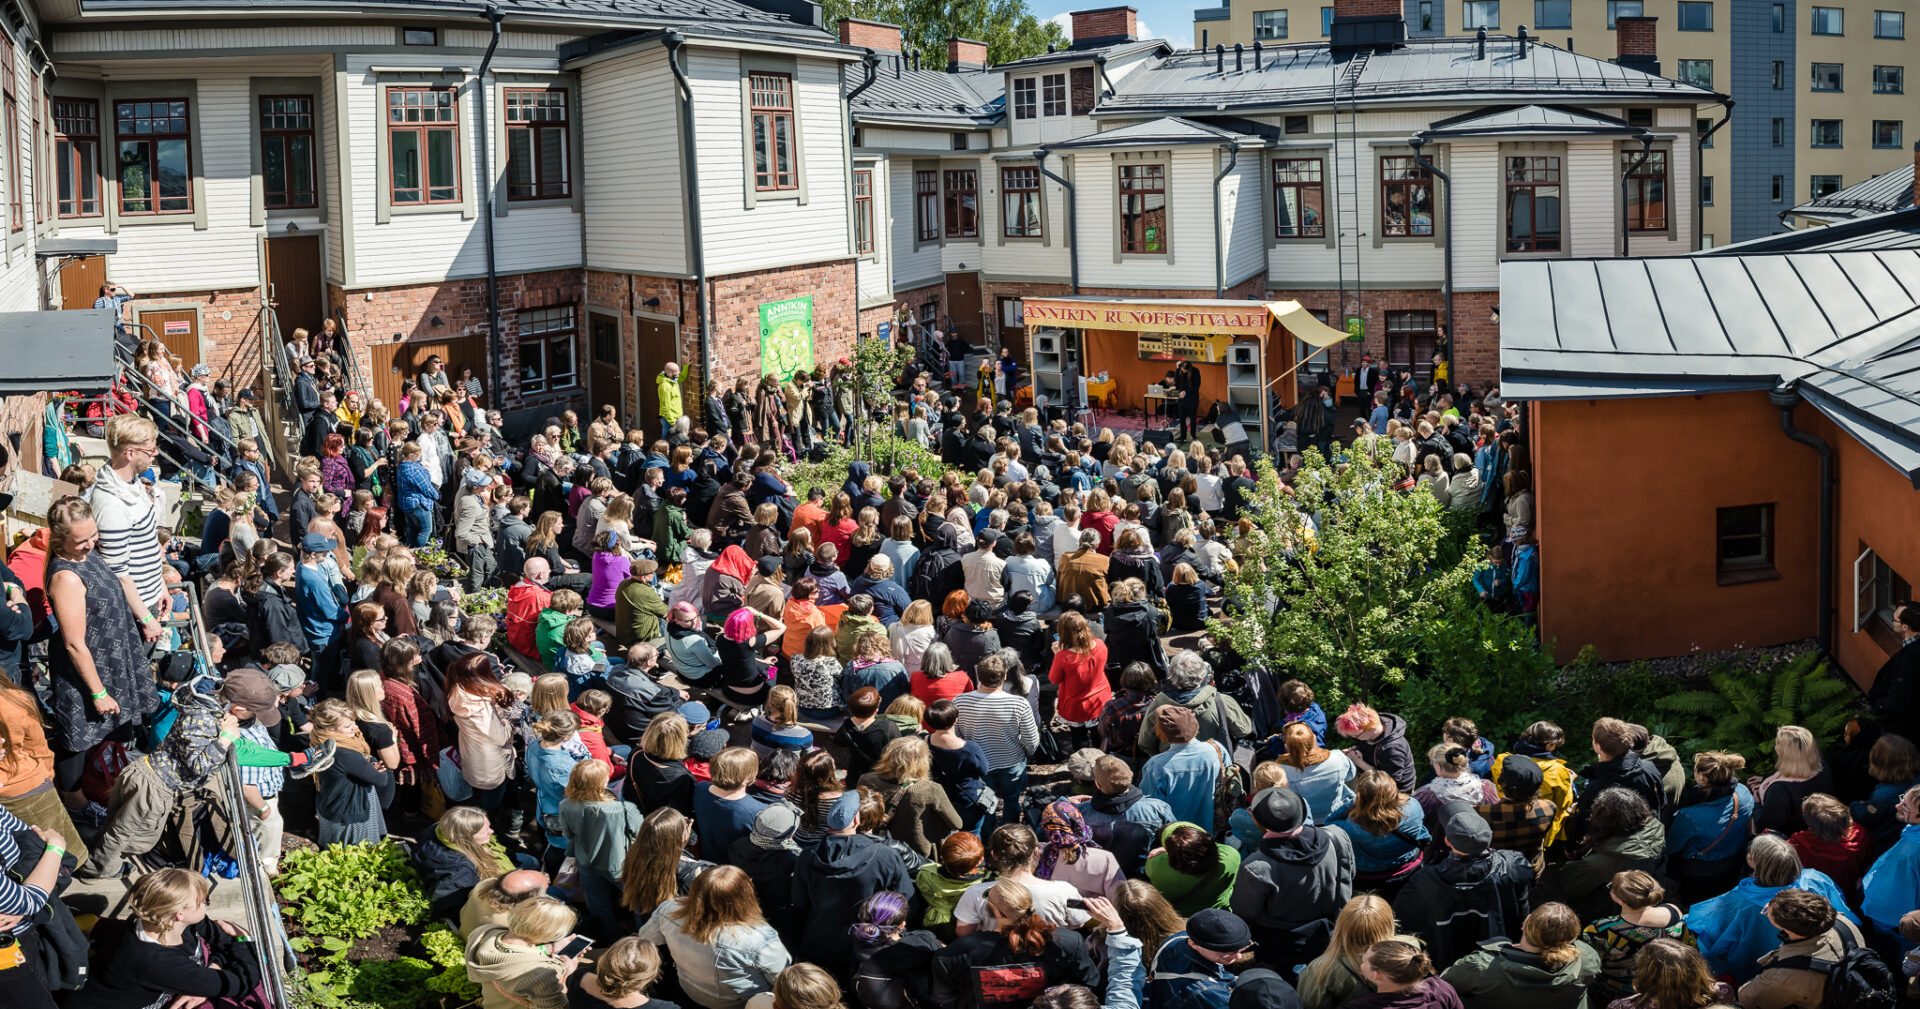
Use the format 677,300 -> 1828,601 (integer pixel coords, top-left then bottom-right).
844,51 -> 880,329
475,5 -> 505,407
1619,134 -> 1654,258
1408,135 -> 1454,375
1696,99 -> 1734,250
1035,149 -> 1078,294
1212,144 -> 1239,297
1092,53 -> 1116,100
666,33 -> 711,398
1771,383 -> 1834,656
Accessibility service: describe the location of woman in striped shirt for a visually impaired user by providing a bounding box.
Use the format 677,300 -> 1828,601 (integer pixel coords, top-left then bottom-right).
953,654 -> 1040,831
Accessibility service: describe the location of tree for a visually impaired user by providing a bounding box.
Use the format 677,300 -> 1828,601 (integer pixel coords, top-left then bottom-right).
822,0 -> 1065,68
1208,446 -> 1474,704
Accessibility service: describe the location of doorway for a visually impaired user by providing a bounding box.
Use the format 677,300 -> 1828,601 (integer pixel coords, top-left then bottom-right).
60,255 -> 107,311
634,317 -> 677,431
588,313 -> 624,420
264,234 -> 324,344
996,296 -> 1028,364
138,308 -> 201,370
369,335 -> 486,410
946,271 -> 984,345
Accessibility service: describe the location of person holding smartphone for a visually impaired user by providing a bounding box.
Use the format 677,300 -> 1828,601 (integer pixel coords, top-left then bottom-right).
467,896 -> 590,1009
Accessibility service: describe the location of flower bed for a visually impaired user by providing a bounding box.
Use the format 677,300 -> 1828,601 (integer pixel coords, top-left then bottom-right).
279,842 -> 478,1009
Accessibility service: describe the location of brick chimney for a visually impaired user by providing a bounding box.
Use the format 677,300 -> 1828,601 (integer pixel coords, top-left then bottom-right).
838,17 -> 903,52
1615,15 -> 1659,76
947,37 -> 988,72
1328,0 -> 1405,50
1069,6 -> 1138,48
1333,0 -> 1401,16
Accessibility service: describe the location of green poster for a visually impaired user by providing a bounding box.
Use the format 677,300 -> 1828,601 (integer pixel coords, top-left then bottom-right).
759,296 -> 815,380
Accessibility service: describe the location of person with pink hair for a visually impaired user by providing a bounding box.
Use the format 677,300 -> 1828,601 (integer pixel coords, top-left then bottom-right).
659,601 -> 722,689
1337,702 -> 1418,792
715,605 -> 785,718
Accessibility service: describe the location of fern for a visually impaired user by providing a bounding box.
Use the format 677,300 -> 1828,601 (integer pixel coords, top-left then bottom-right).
1655,651 -> 1861,773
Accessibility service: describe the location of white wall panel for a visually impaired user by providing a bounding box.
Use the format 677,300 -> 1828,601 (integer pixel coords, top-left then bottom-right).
580,48 -> 686,276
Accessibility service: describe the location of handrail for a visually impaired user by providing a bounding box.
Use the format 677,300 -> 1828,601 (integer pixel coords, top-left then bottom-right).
330,314 -> 372,405
108,357 -> 240,477
58,389 -> 221,499
259,301 -> 302,475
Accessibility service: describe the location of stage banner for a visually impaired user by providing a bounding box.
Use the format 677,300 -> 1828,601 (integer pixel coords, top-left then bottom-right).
759,296 -> 815,380
1023,299 -> 1273,336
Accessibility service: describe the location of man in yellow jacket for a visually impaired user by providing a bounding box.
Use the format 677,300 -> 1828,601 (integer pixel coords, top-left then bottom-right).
655,361 -> 683,438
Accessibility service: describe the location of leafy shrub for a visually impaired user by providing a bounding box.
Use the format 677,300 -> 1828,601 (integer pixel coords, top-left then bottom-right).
1389,604 -> 1561,745
1657,651 -> 1855,772
421,925 -> 481,1001
278,842 -> 428,945
786,432 -> 949,502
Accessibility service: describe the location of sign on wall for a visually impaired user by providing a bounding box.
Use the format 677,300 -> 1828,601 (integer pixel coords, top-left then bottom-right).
1137,332 -> 1231,363
759,296 -> 815,380
1024,298 -> 1272,335
164,321 -> 192,335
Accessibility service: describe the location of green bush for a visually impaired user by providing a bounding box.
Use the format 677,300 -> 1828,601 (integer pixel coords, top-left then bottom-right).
1388,604 -> 1561,746
1657,651 -> 1855,772
786,431 -> 949,502
278,842 -> 429,945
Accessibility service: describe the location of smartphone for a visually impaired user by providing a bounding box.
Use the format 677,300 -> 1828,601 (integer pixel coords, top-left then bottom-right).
1064,897 -> 1088,910
556,936 -> 592,959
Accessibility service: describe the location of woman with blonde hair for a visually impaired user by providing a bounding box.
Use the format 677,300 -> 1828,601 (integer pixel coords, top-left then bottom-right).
1440,903 -> 1599,1009
1666,750 -> 1753,903
766,964 -> 847,1009
569,936 -> 666,1009
1750,725 -> 1833,835
749,684 -> 814,757
343,668 -> 402,770
628,712 -> 695,815
858,736 -> 964,858
67,868 -> 260,1009
410,804 -> 513,917
465,896 -> 583,1009
638,864 -> 790,1009
890,599 -> 938,673
558,758 -> 643,940
1682,832 -> 1856,982
529,672 -> 569,716
1276,720 -> 1358,825
1299,894 -> 1400,1009
1608,938 -> 1731,1009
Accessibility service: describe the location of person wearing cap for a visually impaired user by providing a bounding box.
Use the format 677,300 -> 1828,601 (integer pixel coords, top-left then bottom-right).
612,556 -> 667,649
1231,786 -> 1356,971
1141,705 -> 1224,830
729,802 -> 803,941
1393,803 -> 1536,970
451,466 -> 498,592
183,362 -> 216,445
790,789 -> 912,975
1147,906 -> 1260,1009
294,531 -> 349,693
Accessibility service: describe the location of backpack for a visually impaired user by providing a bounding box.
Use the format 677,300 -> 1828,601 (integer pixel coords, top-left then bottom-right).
1772,926 -> 1899,1009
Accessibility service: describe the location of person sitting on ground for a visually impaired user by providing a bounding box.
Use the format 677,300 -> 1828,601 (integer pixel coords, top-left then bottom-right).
464,896 -> 586,1009
459,868 -> 553,941
1579,870 -> 1694,1006
63,868 -> 262,1009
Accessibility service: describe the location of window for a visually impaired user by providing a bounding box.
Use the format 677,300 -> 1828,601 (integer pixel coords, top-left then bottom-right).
1811,6 -> 1842,33
1273,158 -> 1325,238
115,98 -> 192,215
402,27 -> 437,45
1463,1 -> 1498,28
1772,2 -> 1785,30
1042,74 -> 1066,117
505,89 -> 568,200
1000,298 -> 1025,328
255,95 -> 318,210
749,73 -> 796,192
852,169 -> 873,253
1810,174 -> 1842,197
1118,163 -> 1166,254
1504,156 -> 1561,252
1535,0 -> 1571,28
1300,310 -> 1332,373
1321,6 -> 1333,34
1811,119 -> 1842,147
914,170 -> 938,241
1811,62 -> 1843,91
1284,114 -> 1310,134
1697,117 -> 1713,147
54,98 -> 99,218
1875,10 -> 1904,37
1855,547 -> 1912,637
1700,175 -> 1713,205
1606,0 -> 1642,28
1254,9 -> 1288,37
386,88 -> 458,205
1623,149 -> 1667,231
951,132 -> 968,151
1677,1 -> 1712,30
1874,121 -> 1903,148
1677,60 -> 1713,89
1418,0 -> 1433,29
1626,108 -> 1653,127
1716,504 -> 1776,583
1012,78 -> 1036,120
1379,156 -> 1433,237
517,305 -> 577,394
1877,66 -> 1905,93
943,168 -> 977,238
1772,60 -> 1785,89
1386,311 -> 1437,380
2,38 -> 15,231
1771,175 -> 1784,202
1002,166 -> 1041,238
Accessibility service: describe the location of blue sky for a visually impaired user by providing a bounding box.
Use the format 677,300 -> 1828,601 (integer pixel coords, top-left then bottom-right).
1039,2 -> 1192,49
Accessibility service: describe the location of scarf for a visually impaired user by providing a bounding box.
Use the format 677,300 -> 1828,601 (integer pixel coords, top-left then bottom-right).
311,722 -> 371,759
1036,800 -> 1094,878
439,824 -> 515,876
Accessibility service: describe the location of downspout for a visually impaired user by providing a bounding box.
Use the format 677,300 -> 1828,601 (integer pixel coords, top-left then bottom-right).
1408,135 -> 1453,374
1092,53 -> 1116,100
476,5 -> 505,407
1035,149 -> 1077,294
1212,144 -> 1239,298
1619,134 -> 1653,258
666,33 -> 711,398
1696,99 -> 1734,250
1771,384 -> 1835,656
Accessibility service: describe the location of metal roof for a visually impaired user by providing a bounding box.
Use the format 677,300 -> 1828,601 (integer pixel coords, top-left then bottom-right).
0,309 -> 117,395
1498,250 -> 1920,486
1417,103 -> 1645,138
1787,165 -> 1916,224
1042,114 -> 1262,149
34,237 -> 117,258
850,66 -> 1004,128
1194,6 -> 1231,20
996,39 -> 1170,70
1704,207 -> 1920,255
1097,35 -> 1720,115
79,0 -> 827,38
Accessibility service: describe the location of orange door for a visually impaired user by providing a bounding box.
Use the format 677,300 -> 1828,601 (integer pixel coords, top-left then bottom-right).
138,308 -> 200,370
60,255 -> 106,311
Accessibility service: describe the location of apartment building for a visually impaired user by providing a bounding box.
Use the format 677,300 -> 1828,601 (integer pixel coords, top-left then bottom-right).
1197,0 -> 1918,244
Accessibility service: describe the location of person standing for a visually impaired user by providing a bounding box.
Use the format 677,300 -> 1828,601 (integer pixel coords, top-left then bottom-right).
94,281 -> 136,350
295,533 -> 349,693
452,468 -> 498,592
656,362 -> 684,440
87,415 -> 170,623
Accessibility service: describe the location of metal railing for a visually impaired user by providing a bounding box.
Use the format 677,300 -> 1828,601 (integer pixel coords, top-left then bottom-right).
330,314 -> 373,406
257,302 -> 300,477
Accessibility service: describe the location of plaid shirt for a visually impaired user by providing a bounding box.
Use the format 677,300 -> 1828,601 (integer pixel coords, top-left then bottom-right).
237,722 -> 285,799
1477,796 -> 1557,873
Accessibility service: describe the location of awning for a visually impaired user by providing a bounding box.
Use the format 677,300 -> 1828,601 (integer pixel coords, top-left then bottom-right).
0,309 -> 118,394
34,237 -> 118,258
1022,295 -> 1350,345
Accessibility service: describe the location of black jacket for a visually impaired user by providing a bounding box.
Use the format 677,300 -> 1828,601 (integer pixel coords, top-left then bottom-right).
931,928 -> 1099,1009
412,831 -> 483,920
910,526 -> 966,603
496,515 -> 533,581
1393,849 -> 1535,970
1103,600 -> 1169,675
1868,637 -> 1920,741
606,668 -> 680,750
62,917 -> 260,1009
0,561 -> 34,677
992,609 -> 1050,674
248,583 -> 307,656
1579,751 -> 1666,816
730,836 -> 802,946
791,833 -> 911,973
315,746 -> 394,826
1353,712 -> 1418,793
943,623 -> 1002,677
624,755 -> 696,816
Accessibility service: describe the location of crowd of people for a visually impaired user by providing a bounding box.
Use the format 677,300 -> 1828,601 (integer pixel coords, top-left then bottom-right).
0,322 -> 1916,1009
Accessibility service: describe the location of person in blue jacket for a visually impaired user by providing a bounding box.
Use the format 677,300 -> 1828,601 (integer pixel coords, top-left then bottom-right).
1510,531 -> 1540,612
294,532 -> 348,693
1860,784 -> 1920,949
1687,833 -> 1857,982
1666,750 -> 1755,905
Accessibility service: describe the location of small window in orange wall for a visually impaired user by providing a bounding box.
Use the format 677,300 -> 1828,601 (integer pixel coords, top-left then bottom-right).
1716,503 -> 1778,584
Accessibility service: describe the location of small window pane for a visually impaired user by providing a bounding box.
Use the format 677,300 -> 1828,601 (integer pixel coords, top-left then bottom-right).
1254,9 -> 1288,36
1606,0 -> 1643,28
1875,66 -> 1905,94
1811,6 -> 1842,33
1535,0 -> 1571,28
1876,10 -> 1904,37
1811,119 -> 1842,147
1463,1 -> 1499,28
1677,1 -> 1712,30
1873,121 -> 1903,148
1811,63 -> 1843,91
1810,175 -> 1842,198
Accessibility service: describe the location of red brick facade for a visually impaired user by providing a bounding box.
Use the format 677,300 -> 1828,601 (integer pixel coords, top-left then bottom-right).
947,39 -> 989,67
708,259 -> 859,391
1333,0 -> 1404,17
120,287 -> 268,394
838,18 -> 903,51
1616,16 -> 1658,56
1070,6 -> 1138,42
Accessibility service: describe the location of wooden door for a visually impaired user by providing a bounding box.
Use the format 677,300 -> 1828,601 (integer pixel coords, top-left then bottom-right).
996,295 -> 1029,363
369,336 -> 484,411
138,308 -> 200,369
60,255 -> 106,311
264,235 -> 324,343
634,317 -> 678,432
946,271 -> 984,344
588,313 -> 624,421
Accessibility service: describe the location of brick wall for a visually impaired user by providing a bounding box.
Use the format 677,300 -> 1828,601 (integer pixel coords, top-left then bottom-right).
1261,286 -> 1500,388
1615,16 -> 1657,56
124,287 -> 269,395
1335,0 -> 1403,17
839,18 -> 903,51
706,258 -> 859,393
947,39 -> 988,67
1070,6 -> 1137,42
857,303 -> 895,338
584,269 -> 702,415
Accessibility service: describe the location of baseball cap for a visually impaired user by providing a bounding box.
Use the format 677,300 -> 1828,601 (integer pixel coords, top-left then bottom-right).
825,791 -> 863,831
678,700 -> 712,727
300,532 -> 339,554
265,662 -> 307,694
1443,805 -> 1493,856
1187,908 -> 1253,953
217,668 -> 284,727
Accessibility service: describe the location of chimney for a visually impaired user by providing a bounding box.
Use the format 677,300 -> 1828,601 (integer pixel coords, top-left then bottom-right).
946,37 -> 989,72
838,17 -> 903,52
1615,15 -> 1659,76
1329,0 -> 1406,50
1069,6 -> 1138,48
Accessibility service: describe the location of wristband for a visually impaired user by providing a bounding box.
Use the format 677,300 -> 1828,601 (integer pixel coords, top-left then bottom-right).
89,691 -> 108,700
219,731 -> 240,744
45,845 -> 65,858
140,614 -> 159,626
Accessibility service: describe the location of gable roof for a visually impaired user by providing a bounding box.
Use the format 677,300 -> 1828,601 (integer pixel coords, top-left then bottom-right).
1498,250 -> 1920,486
1705,207 -> 1920,255
996,39 -> 1170,70
1042,114 -> 1262,150
850,66 -> 1004,128
1417,104 -> 1646,138
1787,165 -> 1916,225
